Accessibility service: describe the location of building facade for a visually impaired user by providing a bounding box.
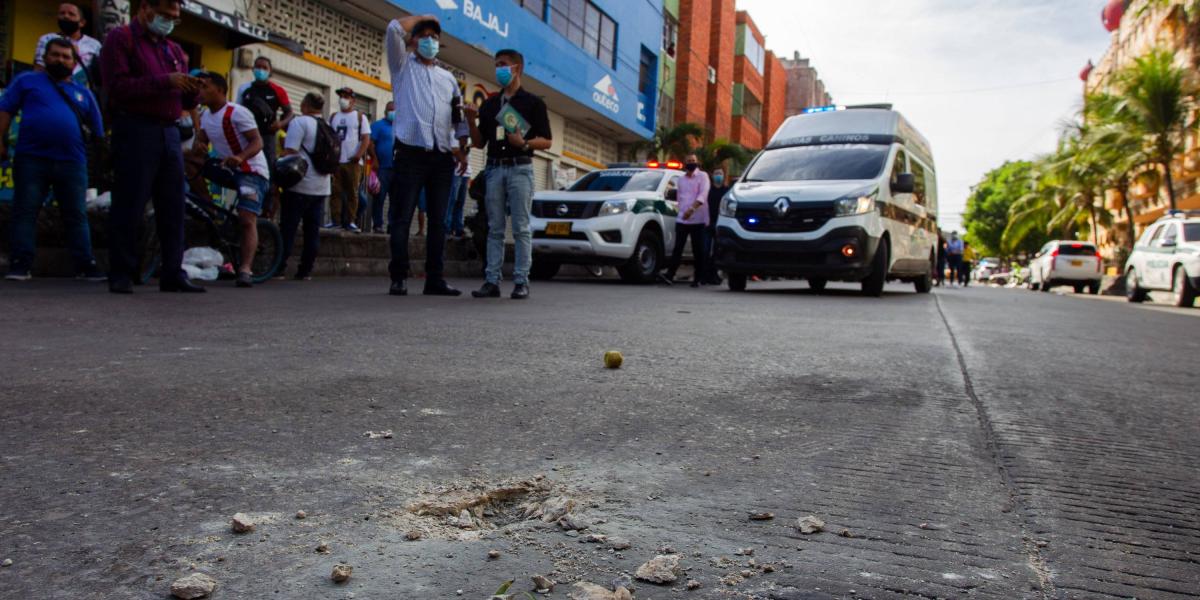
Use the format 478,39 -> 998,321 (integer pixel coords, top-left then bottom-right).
1084,0 -> 1200,253
1,0 -> 665,198
780,51 -> 832,117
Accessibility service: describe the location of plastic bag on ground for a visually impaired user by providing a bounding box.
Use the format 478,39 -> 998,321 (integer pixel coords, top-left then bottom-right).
182,263 -> 219,281
183,247 -> 224,269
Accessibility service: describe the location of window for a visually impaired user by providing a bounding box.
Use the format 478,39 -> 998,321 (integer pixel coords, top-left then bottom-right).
743,89 -> 762,129
638,47 -> 656,96
1148,224 -> 1165,244
662,13 -> 678,58
741,28 -> 765,74
890,149 -> 908,186
570,170 -> 664,192
551,0 -> 616,67
1056,243 -> 1097,255
1184,223 -> 1200,241
742,145 -> 890,182
911,160 -> 928,206
1161,223 -> 1179,245
513,0 -> 545,19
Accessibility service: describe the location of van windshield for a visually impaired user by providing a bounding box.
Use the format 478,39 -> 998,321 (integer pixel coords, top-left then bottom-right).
742,144 -> 890,182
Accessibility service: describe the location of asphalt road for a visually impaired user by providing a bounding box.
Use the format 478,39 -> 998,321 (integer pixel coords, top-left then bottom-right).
0,277 -> 1196,600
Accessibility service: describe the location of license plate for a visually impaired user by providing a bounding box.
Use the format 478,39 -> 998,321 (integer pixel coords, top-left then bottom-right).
1070,260 -> 1083,267
546,222 -> 573,237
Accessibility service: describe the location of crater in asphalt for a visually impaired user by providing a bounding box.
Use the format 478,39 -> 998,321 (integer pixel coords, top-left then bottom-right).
391,474 -> 595,539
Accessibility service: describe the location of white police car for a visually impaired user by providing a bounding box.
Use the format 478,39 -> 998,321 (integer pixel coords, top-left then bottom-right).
1124,211 -> 1200,307
529,162 -> 684,283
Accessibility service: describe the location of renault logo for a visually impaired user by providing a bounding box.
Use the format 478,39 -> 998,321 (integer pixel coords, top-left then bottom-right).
773,197 -> 791,216
557,204 -> 570,217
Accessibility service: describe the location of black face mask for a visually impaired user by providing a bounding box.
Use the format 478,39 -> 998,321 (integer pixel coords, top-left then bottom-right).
46,62 -> 73,81
58,19 -> 80,35
685,162 -> 698,172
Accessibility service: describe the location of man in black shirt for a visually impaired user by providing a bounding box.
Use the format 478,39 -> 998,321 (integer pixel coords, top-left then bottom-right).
705,167 -> 731,284
465,49 -> 552,300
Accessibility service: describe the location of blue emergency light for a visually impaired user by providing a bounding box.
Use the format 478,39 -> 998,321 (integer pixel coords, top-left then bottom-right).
802,105 -> 842,114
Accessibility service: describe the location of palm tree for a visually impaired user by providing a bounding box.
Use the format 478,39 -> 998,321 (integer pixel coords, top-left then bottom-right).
695,138 -> 753,175
1085,92 -> 1155,251
1111,49 -> 1197,211
625,122 -> 705,162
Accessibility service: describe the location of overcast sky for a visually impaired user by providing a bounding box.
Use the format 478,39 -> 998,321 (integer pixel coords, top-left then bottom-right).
737,0 -> 1115,232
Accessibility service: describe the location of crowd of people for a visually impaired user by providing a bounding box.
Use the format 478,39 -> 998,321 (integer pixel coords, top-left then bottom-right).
937,230 -> 976,287
1,2 -> 732,299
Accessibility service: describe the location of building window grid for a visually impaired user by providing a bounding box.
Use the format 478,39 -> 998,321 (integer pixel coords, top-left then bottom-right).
739,26 -> 766,75
662,13 -> 678,58
550,0 -> 617,68
513,0 -> 546,19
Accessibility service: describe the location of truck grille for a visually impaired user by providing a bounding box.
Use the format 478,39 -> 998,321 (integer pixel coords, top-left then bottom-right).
532,201 -> 603,219
738,202 -> 835,233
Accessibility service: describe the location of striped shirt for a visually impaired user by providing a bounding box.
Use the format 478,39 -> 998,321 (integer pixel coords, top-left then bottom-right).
385,21 -> 468,152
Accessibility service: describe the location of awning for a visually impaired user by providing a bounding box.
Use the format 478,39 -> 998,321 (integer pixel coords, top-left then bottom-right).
183,0 -> 305,54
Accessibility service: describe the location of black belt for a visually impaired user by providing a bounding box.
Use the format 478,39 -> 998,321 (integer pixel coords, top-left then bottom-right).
486,156 -> 533,166
396,142 -> 450,155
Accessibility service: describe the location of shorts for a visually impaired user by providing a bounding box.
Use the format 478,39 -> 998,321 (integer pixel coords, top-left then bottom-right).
234,172 -> 269,216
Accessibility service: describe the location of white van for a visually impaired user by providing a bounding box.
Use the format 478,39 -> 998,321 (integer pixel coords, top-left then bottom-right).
714,105 -> 939,296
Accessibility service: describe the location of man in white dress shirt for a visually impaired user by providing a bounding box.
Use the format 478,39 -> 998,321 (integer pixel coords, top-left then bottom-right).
384,14 -> 469,297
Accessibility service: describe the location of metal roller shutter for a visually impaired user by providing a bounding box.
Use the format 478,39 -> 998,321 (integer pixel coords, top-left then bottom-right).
533,156 -> 551,191
269,71 -> 323,115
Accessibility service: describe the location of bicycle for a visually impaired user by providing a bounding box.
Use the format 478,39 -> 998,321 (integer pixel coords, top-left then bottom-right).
137,188 -> 283,285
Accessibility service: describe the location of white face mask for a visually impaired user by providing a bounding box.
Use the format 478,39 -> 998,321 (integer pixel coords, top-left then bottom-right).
338,97 -> 352,111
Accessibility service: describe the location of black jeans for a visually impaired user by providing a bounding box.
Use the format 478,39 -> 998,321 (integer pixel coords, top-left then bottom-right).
665,223 -> 708,281
388,144 -> 454,282
279,191 -> 324,277
108,114 -> 186,284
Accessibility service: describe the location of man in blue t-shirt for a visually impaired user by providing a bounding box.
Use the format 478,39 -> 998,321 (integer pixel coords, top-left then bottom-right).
0,38 -> 105,282
367,101 -> 395,233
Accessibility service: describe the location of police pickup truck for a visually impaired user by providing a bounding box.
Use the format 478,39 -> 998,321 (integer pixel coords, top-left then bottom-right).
529,162 -> 684,283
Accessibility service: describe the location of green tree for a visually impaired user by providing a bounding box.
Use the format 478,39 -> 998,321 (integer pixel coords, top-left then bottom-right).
625,122 -> 705,162
695,138 -> 753,175
962,160 -> 1039,258
1110,48 -> 1197,211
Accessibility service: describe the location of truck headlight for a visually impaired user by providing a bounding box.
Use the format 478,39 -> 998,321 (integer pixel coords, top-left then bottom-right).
834,192 -> 877,217
599,199 -> 633,216
719,193 -> 739,217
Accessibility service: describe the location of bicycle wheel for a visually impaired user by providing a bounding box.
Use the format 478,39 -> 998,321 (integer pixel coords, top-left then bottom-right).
235,218 -> 284,283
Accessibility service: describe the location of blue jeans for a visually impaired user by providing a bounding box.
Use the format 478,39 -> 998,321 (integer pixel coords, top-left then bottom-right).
7,155 -> 96,272
371,167 -> 393,230
444,175 -> 468,235
485,164 -> 534,285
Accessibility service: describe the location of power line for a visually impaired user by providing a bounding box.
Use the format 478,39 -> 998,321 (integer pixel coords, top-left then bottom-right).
838,77 -> 1078,98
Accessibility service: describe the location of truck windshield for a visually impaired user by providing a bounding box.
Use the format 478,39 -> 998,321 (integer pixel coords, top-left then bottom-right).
1184,223 -> 1200,241
570,171 -> 664,192
742,144 -> 889,182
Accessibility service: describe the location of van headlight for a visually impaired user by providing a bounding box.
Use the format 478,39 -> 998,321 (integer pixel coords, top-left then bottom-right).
834,192 -> 877,216
599,199 -> 634,216
719,193 -> 739,217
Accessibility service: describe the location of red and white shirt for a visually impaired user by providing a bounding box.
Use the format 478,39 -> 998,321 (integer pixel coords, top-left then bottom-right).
199,102 -> 270,179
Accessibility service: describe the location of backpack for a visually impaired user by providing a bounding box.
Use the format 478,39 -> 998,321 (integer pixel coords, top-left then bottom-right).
304,116 -> 340,175
240,83 -> 279,131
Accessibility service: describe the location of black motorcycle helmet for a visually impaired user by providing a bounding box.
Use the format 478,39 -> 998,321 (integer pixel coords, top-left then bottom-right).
275,154 -> 309,189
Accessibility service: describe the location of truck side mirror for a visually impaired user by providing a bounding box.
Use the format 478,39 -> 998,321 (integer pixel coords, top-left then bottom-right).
892,173 -> 915,194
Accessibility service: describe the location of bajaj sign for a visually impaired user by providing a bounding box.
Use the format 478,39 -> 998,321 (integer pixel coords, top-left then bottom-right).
436,0 -> 509,38
592,75 -> 620,114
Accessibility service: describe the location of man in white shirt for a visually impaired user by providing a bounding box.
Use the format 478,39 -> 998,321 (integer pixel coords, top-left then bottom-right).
34,3 -> 102,88
191,72 -> 269,288
328,87 -> 370,232
278,92 -> 333,280
384,14 -> 469,297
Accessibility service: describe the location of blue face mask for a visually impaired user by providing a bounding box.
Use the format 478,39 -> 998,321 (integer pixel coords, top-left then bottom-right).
495,65 -> 514,87
148,14 -> 176,37
252,68 -> 270,82
714,175 -> 725,185
386,110 -> 395,121
417,37 -> 439,60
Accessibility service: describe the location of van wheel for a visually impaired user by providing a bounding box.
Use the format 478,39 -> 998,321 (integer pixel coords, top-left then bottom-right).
1073,283 -> 1085,294
618,229 -> 662,284
1126,269 -> 1147,303
1172,266 -> 1196,307
727,273 -> 747,292
530,259 -> 560,281
860,239 -> 888,297
913,255 -> 934,294
808,278 -> 827,293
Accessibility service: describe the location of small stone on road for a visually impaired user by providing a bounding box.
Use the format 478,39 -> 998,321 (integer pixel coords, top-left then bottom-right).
635,553 -> 682,584
170,573 -> 217,599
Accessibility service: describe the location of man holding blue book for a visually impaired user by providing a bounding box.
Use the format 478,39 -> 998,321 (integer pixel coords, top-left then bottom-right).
464,49 -> 552,300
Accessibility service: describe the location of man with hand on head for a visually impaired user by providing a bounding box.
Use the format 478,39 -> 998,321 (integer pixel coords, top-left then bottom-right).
384,14 -> 469,297
465,49 -> 552,300
101,0 -> 204,294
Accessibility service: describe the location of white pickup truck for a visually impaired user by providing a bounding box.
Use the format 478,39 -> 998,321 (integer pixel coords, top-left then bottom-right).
529,164 -> 684,283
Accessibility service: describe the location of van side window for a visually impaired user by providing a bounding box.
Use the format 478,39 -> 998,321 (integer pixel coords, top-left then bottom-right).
891,149 -> 908,186
1148,224 -> 1164,244
1161,223 -> 1178,245
910,160 -> 927,206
